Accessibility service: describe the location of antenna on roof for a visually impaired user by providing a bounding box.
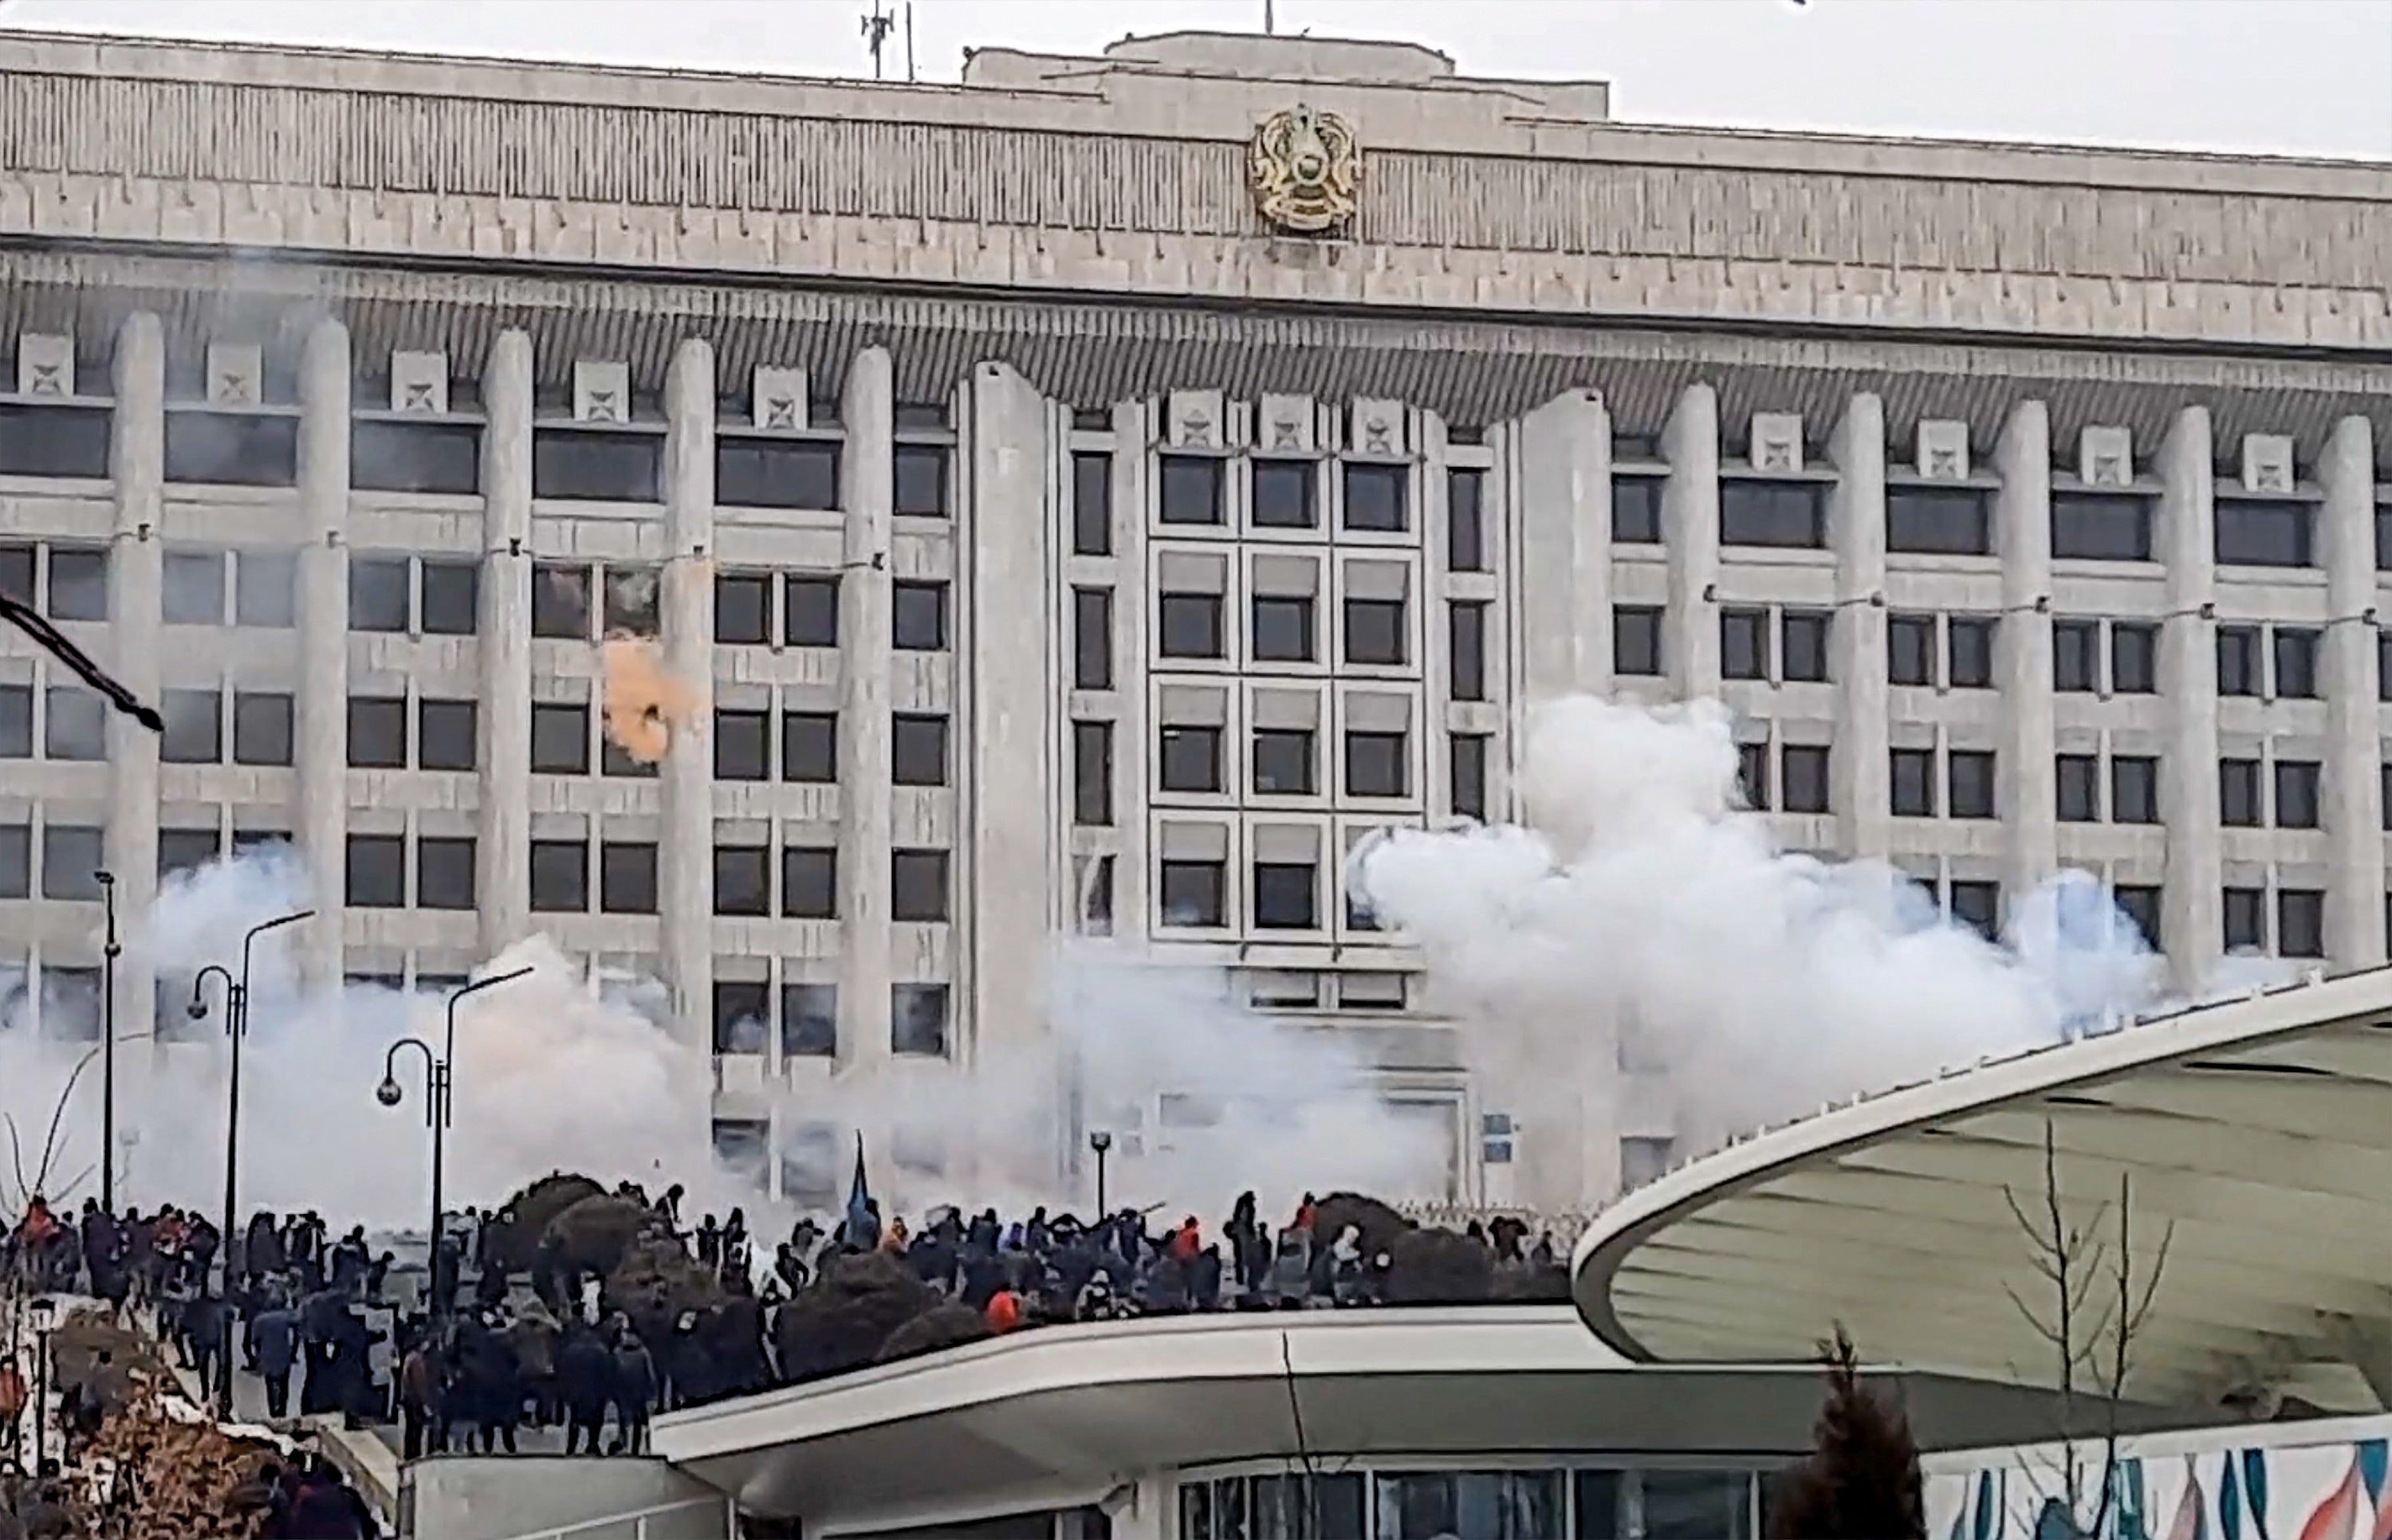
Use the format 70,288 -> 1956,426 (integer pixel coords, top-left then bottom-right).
905,2 -> 917,82
1264,0 -> 1277,34
862,0 -> 895,80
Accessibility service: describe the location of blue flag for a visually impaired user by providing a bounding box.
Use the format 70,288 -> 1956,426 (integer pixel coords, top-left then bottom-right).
842,1133 -> 881,1251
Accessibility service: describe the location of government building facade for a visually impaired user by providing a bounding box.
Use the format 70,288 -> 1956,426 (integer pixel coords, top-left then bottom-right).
0,26 -> 2386,1213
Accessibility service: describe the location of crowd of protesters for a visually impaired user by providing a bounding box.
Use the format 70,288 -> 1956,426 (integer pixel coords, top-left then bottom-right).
0,1177 -> 1572,1468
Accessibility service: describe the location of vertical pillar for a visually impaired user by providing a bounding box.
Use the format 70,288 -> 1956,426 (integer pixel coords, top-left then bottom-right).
1107,399 -> 1151,945
107,312 -> 163,1043
1662,383 -> 1721,700
294,319 -> 352,991
477,332 -> 534,955
660,340 -> 716,1048
836,349 -> 895,1071
2320,415 -> 2385,971
1515,388 -> 1612,701
1830,394 -> 1890,861
2158,407 -> 2221,991
964,362 -> 1052,1075
1996,401 -> 2057,902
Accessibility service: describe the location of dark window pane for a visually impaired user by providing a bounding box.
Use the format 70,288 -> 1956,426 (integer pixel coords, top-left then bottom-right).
164,411 -> 297,487
2220,757 -> 2263,826
1159,859 -> 1226,926
715,710 -> 769,780
1890,748 -> 1937,816
2223,886 -> 2266,951
1343,462 -> 1407,532
529,840 -> 588,913
892,849 -> 950,922
781,846 -> 837,919
1738,741 -> 1770,808
1451,733 -> 1489,819
530,702 -> 590,774
892,713 -> 950,787
1252,459 -> 1316,529
1072,453 -> 1112,554
2052,492 -> 2154,561
1612,477 -> 1662,544
2053,619 -> 2099,692
713,982 -> 771,1054
231,692 -> 294,766
1949,749 -> 1997,819
2111,623 -> 2158,693
2280,889 -> 2326,959
346,697 -> 407,769
600,842 -> 659,913
1159,455 -> 1223,524
47,548 -> 107,621
2276,760 -> 2322,829
348,557 -> 412,633
1159,593 -> 1223,659
344,835 -> 407,908
715,573 -> 771,645
1783,744 -> 1831,813
2116,884 -> 2162,948
893,581 -> 949,650
0,685 -> 29,758
533,564 -> 592,640
1252,595 -> 1314,663
420,561 -> 479,636
1074,721 -> 1113,825
1888,614 -> 1934,686
2112,756 -> 2160,823
1886,485 -> 1993,555
43,687 -> 104,760
0,404 -> 109,478
236,551 -> 297,628
1614,606 -> 1662,676
1253,862 -> 1318,929
1947,616 -> 1997,689
419,698 -> 478,771
1949,880 -> 2001,940
0,544 -> 32,607
1450,603 -> 1486,701
781,712 -> 836,782
785,575 -> 840,647
1253,729 -> 1314,796
159,689 -> 222,764
1780,611 -> 1831,682
1159,726 -> 1222,793
1074,588 -> 1114,689
716,438 -> 839,510
1721,608 -> 1769,681
2056,754 -> 2100,822
1719,479 -> 1826,548
158,827 -> 222,882
892,983 -> 949,1056
781,984 -> 837,1058
713,845 -> 771,917
162,550 -> 226,625
352,420 -> 481,494
1446,468 -> 1486,570
1344,598 -> 1406,666
604,568 -> 659,634
41,824 -> 101,901
2217,627 -> 2262,697
2215,497 -> 2314,568
533,429 -> 661,501
893,443 -> 950,517
2274,627 -> 2319,699
1345,730 -> 1407,797
417,836 -> 475,909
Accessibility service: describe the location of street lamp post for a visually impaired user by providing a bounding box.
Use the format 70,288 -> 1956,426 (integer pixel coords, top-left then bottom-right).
187,907 -> 311,1414
96,870 -> 117,1213
26,1295 -> 55,1470
1088,1129 -> 1112,1218
377,966 -> 534,1325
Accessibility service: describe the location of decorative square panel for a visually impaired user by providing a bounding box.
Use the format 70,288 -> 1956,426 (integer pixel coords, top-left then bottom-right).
16,333 -> 72,398
390,351 -> 449,414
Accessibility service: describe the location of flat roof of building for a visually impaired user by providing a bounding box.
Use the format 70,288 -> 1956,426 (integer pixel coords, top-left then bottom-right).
650,1306 -> 2206,1525
1574,968 -> 2392,1419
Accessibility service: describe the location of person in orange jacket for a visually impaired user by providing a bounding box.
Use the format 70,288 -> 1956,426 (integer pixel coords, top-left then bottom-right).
1170,1216 -> 1202,1261
985,1288 -> 1024,1334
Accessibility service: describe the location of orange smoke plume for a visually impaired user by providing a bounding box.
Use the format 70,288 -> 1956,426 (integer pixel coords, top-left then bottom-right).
600,634 -> 703,764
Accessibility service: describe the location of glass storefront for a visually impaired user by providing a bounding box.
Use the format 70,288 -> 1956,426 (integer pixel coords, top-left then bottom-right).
1175,1465 -> 1761,1540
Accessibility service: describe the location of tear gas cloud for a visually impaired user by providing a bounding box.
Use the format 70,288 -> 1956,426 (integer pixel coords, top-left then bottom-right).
1352,694 -> 2288,1156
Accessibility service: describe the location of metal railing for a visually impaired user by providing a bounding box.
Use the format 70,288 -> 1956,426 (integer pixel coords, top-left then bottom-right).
495,1495 -> 734,1540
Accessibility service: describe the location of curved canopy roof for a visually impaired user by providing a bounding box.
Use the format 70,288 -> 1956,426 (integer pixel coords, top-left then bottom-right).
1575,968 -> 2392,1419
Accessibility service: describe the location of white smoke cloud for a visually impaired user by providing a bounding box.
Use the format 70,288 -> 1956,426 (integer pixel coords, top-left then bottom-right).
1353,694 -> 2280,1160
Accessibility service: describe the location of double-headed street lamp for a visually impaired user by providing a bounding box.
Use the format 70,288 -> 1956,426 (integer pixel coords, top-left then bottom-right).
187,906 -> 312,1414
96,869 -> 118,1212
377,966 -> 535,1324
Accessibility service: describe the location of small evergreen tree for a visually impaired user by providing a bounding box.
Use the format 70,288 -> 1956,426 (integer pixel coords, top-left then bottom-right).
1768,1326 -> 1926,1540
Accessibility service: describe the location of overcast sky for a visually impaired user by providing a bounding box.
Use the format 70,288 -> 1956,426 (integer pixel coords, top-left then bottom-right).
4,0 -> 2388,160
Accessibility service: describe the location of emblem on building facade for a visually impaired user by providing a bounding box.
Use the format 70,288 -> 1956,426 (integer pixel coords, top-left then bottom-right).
1248,105 -> 1360,235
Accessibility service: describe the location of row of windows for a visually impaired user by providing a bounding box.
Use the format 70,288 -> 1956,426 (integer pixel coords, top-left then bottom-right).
710,978 -> 950,1059
1070,723 -> 1491,827
1155,455 -> 1414,533
1178,1465 -> 1763,1540
1154,588 -> 1411,669
1155,854 -> 1380,933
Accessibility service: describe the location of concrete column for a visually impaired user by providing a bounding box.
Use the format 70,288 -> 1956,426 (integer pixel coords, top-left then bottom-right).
1107,399 -> 1151,945
106,312 -> 163,1043
2158,407 -> 2221,989
1995,401 -> 2058,902
294,320 -> 351,991
660,340 -> 716,1047
1829,394 -> 1890,861
2319,415 -> 2385,971
1514,388 -> 1611,701
964,362 -> 1052,1076
1662,383 -> 1721,700
836,349 -> 895,1071
477,332 -> 534,954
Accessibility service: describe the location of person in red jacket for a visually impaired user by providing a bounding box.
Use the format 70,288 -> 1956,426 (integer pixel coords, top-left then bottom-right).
1170,1217 -> 1202,1262
986,1289 -> 1024,1334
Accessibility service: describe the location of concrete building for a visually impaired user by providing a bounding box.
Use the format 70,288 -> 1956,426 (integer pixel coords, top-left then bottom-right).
0,26 -> 2388,1213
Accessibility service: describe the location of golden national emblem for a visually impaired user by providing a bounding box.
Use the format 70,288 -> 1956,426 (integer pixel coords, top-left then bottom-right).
1248,105 -> 1361,235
